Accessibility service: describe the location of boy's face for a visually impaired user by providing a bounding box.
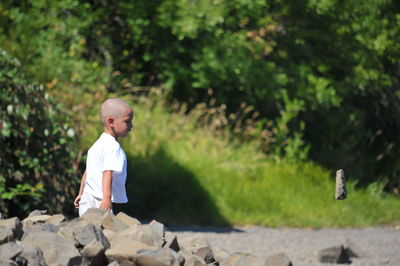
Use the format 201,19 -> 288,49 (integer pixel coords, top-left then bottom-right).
112,107 -> 134,138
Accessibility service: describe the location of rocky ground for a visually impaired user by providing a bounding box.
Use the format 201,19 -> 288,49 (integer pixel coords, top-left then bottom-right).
1,209 -> 399,265
169,225 -> 400,266
0,209 -> 292,265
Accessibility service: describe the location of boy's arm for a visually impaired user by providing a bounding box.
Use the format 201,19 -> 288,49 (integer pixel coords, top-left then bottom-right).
100,170 -> 113,211
74,170 -> 87,208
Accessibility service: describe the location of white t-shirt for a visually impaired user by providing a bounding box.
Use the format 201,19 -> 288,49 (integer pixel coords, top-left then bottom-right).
83,132 -> 128,203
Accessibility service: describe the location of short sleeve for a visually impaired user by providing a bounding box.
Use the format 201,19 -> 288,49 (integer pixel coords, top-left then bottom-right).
102,147 -> 124,173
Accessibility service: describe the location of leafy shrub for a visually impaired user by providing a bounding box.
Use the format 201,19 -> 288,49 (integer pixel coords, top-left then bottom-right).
1,0 -> 399,191
0,50 -> 79,217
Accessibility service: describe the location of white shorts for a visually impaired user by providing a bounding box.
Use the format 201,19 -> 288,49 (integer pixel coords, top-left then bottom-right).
79,192 -> 113,217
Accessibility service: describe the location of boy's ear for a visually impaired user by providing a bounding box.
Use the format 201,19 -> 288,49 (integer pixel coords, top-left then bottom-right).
107,117 -> 114,125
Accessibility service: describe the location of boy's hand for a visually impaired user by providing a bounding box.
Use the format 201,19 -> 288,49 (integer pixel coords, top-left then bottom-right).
74,195 -> 82,209
100,198 -> 112,211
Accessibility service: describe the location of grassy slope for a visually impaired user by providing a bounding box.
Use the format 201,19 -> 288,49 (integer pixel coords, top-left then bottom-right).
85,94 -> 400,227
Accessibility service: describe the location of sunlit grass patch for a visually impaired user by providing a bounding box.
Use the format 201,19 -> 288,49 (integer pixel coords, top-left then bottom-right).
83,89 -> 400,227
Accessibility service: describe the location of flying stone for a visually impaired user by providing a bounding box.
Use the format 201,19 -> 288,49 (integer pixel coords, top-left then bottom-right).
335,169 -> 347,200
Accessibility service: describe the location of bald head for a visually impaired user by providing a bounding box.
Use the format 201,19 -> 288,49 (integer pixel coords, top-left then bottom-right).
100,98 -> 132,126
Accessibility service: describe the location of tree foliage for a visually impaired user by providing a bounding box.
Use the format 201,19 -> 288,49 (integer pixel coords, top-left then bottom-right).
0,49 -> 78,217
0,0 -> 399,191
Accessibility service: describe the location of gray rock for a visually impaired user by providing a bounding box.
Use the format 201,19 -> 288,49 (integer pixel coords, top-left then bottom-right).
163,232 -> 180,252
317,245 -> 350,263
47,214 -> 66,226
179,236 -> 210,251
101,212 -> 128,232
102,229 -> 116,243
194,246 -> 215,264
179,236 -> 214,264
22,215 -> 52,226
73,223 -> 109,248
183,255 -> 205,266
179,249 -> 205,265
115,212 -> 141,227
0,226 -> 14,244
211,246 -> 230,262
60,217 -> 88,229
105,240 -> 156,266
136,248 -> 183,266
20,231 -> 81,266
139,224 -> 165,247
136,255 -> 169,266
111,224 -> 164,248
37,222 -> 59,233
264,253 -> 293,266
148,220 -> 165,239
0,217 -> 23,240
81,239 -> 108,266
18,246 -> 46,266
219,253 -> 242,266
27,210 -> 48,218
107,261 -> 120,266
57,226 -> 75,243
81,208 -> 107,228
0,260 -> 18,266
22,223 -> 59,239
81,239 -> 106,257
0,241 -> 22,261
335,169 -> 347,200
14,256 -> 28,266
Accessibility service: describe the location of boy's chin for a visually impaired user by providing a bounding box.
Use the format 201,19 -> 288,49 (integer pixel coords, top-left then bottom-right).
118,133 -> 129,138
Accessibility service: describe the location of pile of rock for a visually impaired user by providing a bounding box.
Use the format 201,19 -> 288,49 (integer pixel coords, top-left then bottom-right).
0,209 -> 292,266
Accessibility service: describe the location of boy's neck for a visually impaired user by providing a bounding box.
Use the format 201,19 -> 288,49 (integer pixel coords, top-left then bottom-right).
103,128 -> 117,140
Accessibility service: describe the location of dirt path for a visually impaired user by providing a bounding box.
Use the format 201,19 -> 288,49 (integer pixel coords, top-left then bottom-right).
168,226 -> 400,265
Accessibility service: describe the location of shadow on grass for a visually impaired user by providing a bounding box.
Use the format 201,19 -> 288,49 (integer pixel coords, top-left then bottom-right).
118,146 -> 231,227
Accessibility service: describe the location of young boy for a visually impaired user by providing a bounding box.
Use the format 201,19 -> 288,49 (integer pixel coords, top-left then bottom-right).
74,97 -> 133,216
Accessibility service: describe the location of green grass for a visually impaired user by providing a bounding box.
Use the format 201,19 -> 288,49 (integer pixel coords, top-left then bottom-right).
84,92 -> 400,227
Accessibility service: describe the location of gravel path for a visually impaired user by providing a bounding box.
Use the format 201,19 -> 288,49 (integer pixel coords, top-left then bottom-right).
168,225 -> 400,266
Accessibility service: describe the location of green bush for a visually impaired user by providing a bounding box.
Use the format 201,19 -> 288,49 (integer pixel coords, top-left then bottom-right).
1,0 -> 399,191
0,50 -> 79,217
